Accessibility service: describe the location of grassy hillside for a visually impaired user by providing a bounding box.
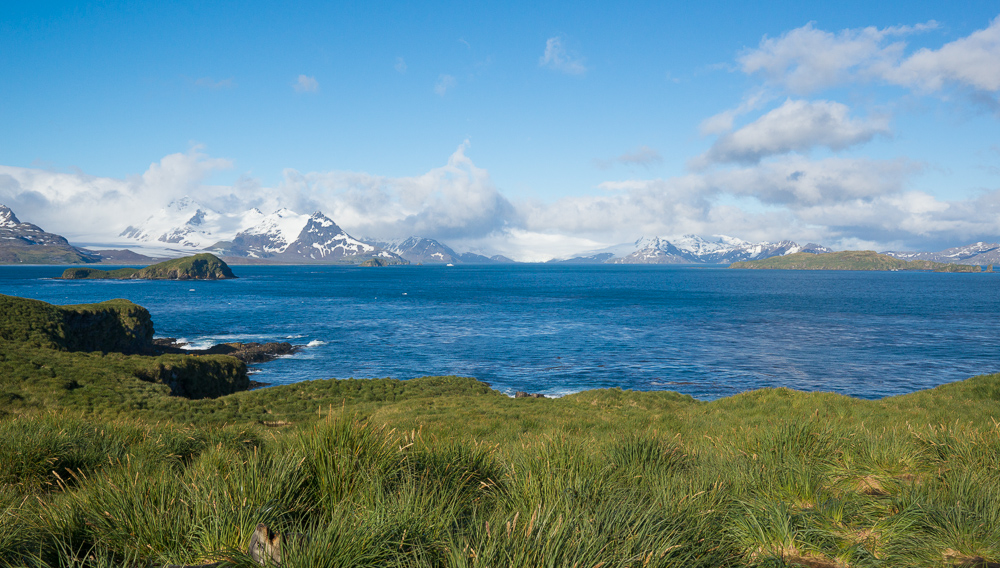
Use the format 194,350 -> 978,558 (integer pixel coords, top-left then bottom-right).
2,294 -> 1000,566
3,372 -> 1000,567
730,250 -> 982,272
0,244 -> 97,264
61,253 -> 236,280
0,294 -> 248,411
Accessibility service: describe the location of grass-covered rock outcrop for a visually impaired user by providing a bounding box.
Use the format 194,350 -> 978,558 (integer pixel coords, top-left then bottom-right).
61,253 -> 236,280
0,294 -> 248,411
0,294 -> 153,353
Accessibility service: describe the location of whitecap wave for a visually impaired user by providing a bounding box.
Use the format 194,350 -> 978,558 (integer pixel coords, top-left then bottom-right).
306,340 -> 326,347
180,338 -> 217,350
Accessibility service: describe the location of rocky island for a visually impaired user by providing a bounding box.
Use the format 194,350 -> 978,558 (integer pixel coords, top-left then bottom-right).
60,253 -> 237,280
729,250 -> 983,272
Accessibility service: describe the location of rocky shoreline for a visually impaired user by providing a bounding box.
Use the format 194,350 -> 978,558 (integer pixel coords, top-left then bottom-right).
152,338 -> 301,388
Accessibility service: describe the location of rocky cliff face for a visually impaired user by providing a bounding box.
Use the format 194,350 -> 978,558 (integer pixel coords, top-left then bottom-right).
0,294 -> 249,398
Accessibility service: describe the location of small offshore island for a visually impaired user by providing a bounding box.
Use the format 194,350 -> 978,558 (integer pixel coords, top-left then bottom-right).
2,292 -> 1000,567
729,250 -> 985,272
60,253 -> 236,280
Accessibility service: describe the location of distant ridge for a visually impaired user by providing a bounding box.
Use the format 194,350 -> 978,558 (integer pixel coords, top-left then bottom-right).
0,204 -> 99,264
363,236 -> 515,264
607,235 -> 832,265
884,242 -> 1000,266
730,250 -> 981,272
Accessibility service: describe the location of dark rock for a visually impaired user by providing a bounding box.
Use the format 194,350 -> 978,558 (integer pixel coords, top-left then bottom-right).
155,340 -> 300,364
514,391 -> 547,398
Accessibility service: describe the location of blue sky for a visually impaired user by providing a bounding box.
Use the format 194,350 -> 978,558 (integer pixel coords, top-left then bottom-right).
2,1 -> 999,259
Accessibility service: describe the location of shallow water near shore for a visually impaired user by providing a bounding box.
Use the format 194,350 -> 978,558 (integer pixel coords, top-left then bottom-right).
2,264 -> 998,400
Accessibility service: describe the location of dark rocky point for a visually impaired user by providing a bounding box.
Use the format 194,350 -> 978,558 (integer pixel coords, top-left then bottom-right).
514,391 -> 547,398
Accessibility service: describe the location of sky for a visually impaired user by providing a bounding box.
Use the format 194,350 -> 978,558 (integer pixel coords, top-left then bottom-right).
1,0 -> 999,260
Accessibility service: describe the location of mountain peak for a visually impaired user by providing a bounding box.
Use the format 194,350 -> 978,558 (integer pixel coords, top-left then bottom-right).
0,204 -> 21,227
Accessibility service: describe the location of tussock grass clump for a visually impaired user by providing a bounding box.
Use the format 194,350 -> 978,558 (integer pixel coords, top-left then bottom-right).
4,370 -> 1000,565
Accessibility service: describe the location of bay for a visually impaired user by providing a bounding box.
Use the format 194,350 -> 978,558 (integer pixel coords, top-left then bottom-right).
1,264 -> 997,400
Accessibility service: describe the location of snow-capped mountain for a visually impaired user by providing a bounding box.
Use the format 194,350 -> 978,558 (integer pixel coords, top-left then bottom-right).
609,235 -> 831,264
363,236 -> 515,264
1,204 -> 77,247
211,210 -> 406,264
0,204 -> 99,263
547,252 -> 617,264
364,236 -> 461,264
119,198 -> 264,249
884,242 -> 1000,265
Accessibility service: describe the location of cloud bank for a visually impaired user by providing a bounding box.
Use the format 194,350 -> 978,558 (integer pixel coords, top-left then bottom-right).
1,141 -> 998,260
739,16 -> 1000,98
693,99 -> 890,167
1,16 -> 998,261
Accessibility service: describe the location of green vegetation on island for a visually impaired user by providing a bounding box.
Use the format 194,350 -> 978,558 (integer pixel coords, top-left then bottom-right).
60,253 -> 237,280
729,250 -> 983,272
1,292 -> 1000,567
0,245 -> 97,265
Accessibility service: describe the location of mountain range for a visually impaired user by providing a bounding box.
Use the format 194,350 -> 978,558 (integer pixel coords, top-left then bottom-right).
205,209 -> 406,264
0,205 -> 160,264
365,237 -> 514,265
606,235 -> 833,265
884,242 -> 1000,266
5,201 -> 1000,267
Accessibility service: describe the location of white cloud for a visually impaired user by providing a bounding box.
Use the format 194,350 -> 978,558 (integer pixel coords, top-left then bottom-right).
3,144 -> 1000,261
738,17 -> 1000,99
0,148 -> 233,242
293,75 -> 319,93
707,155 -> 915,206
738,20 -> 936,93
275,141 -> 515,241
885,16 -> 1000,92
699,89 -> 771,135
694,99 -> 891,166
434,74 -> 456,96
539,36 -> 587,75
394,57 -> 407,73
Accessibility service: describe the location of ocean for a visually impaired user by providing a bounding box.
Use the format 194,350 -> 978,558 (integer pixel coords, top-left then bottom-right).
2,263 -> 998,400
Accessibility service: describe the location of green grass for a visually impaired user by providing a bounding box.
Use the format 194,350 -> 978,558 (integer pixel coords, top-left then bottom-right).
0,294 -> 153,352
2,294 -> 1000,566
730,250 -> 981,272
2,374 -> 1000,566
59,267 -> 140,279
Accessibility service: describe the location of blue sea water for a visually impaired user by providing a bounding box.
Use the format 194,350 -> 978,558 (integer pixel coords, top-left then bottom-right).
1,264 -> 998,400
